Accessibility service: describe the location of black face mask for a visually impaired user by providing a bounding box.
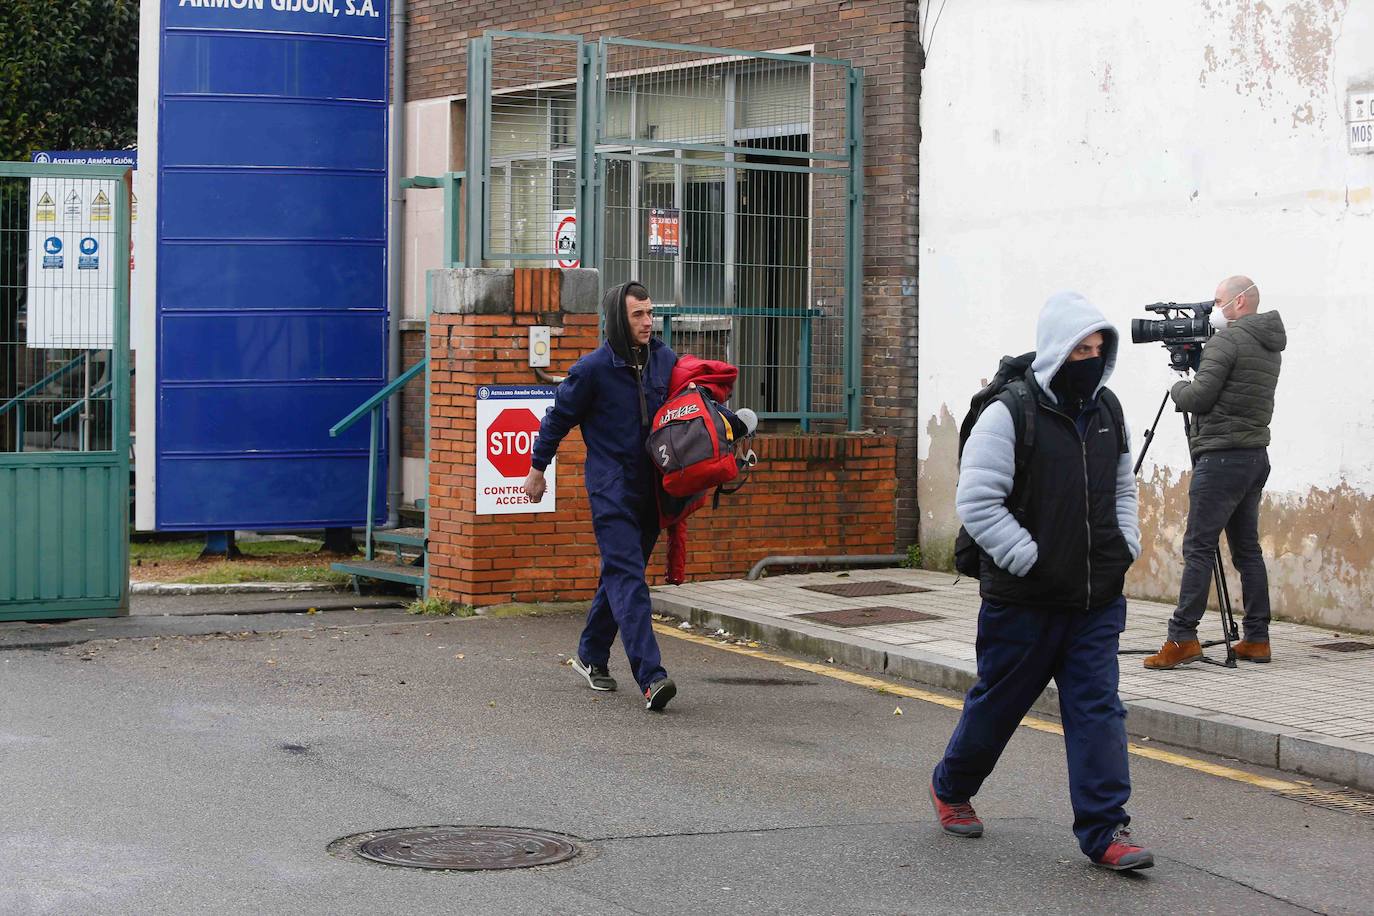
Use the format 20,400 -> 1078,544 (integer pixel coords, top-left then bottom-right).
1051,356 -> 1104,407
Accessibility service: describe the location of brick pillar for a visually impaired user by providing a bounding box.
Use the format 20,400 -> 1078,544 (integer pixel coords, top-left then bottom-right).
427,267 -> 602,605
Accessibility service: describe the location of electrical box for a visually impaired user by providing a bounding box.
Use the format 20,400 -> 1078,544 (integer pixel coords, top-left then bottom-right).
529,326 -> 551,368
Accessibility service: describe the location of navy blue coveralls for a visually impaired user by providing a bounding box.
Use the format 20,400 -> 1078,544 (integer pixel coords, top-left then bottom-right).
531,337 -> 677,692
933,400 -> 1132,861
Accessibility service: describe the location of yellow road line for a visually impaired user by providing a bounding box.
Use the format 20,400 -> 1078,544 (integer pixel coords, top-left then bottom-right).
655,622 -> 1298,794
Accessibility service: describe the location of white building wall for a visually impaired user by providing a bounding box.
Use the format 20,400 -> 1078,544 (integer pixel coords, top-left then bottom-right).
917,0 -> 1374,628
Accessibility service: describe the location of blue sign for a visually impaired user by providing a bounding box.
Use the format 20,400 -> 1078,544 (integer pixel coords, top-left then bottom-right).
78,237 -> 100,270
155,0 -> 389,530
42,235 -> 63,269
31,150 -> 137,167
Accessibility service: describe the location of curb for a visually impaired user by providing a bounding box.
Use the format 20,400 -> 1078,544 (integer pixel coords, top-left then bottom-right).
651,592 -> 1374,793
131,582 -> 345,596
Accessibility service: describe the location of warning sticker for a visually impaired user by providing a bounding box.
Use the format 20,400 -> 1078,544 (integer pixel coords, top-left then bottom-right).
64,190 -> 82,219
131,191 -> 138,223
36,192 -> 55,221
90,189 -> 111,222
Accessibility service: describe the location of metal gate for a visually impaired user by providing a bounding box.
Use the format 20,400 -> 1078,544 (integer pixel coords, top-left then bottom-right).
0,162 -> 131,620
465,33 -> 862,429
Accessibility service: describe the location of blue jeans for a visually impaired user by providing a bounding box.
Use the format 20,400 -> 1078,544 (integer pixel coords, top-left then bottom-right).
1168,448 -> 1271,643
932,598 -> 1131,859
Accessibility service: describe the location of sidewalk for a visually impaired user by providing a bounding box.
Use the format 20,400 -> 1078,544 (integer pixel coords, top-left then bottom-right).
651,567 -> 1374,792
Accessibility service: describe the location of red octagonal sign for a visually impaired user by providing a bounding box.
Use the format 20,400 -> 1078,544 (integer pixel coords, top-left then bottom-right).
486,408 -> 542,478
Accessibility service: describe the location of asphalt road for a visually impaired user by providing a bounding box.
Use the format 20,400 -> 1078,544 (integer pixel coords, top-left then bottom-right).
2,607 -> 1370,915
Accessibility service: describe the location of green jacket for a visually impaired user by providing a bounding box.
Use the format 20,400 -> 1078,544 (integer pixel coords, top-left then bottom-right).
1171,311 -> 1286,456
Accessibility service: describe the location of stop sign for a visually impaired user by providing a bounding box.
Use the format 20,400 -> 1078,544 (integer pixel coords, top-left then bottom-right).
486,408 -> 542,477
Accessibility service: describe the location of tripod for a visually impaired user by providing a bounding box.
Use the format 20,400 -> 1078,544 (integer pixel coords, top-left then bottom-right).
1124,389 -> 1240,668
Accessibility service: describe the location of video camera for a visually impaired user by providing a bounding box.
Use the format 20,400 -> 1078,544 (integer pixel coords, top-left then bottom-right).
1130,300 -> 1214,372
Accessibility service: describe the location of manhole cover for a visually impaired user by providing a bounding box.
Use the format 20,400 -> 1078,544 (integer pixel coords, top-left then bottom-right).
802,580 -> 931,598
1277,787 -> 1374,817
798,606 -> 943,627
1315,641 -> 1374,653
350,826 -> 580,870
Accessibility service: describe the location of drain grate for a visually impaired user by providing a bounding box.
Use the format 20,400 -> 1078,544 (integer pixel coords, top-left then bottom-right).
799,606 -> 943,627
1314,641 -> 1374,653
801,580 -> 932,598
1277,787 -> 1374,817
344,826 -> 580,871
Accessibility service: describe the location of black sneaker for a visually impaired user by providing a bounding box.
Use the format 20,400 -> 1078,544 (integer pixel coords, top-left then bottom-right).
571,657 -> 616,692
644,677 -> 677,711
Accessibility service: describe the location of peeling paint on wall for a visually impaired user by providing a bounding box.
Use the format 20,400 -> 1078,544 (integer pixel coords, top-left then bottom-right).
917,404 -> 961,569
1199,0 -> 1352,127
1132,466 -> 1374,632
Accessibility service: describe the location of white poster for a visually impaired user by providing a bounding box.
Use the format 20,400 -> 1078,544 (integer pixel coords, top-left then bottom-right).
475,385 -> 557,515
26,176 -> 123,348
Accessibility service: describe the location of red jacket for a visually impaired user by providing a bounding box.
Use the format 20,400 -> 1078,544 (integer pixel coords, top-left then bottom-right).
659,356 -> 738,584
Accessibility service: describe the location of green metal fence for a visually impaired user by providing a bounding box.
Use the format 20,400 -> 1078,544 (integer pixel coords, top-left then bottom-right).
465,32 -> 863,429
0,162 -> 131,620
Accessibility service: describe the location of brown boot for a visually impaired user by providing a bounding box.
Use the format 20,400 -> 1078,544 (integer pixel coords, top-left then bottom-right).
1234,640 -> 1271,663
1143,639 -> 1203,669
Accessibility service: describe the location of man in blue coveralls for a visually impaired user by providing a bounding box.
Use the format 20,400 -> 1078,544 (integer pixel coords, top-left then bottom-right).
521,281 -> 679,712
929,291 -> 1154,871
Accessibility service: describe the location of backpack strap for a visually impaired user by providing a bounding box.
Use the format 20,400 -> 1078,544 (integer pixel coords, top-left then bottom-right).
993,378 -> 1037,516
1097,387 -> 1129,455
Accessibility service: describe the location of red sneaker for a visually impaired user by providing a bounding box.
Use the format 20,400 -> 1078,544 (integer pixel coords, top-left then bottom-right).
929,783 -> 983,838
1092,827 -> 1154,871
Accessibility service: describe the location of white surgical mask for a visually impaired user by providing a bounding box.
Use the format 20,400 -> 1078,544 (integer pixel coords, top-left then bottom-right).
1209,309 -> 1230,331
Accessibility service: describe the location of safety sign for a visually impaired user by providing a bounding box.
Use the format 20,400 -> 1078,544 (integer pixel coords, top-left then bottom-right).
552,210 -> 579,268
42,236 -> 63,269
26,176 -> 118,348
78,237 -> 100,270
475,386 -> 557,515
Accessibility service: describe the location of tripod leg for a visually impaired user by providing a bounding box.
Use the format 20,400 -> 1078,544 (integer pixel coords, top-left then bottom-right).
1212,548 -> 1238,667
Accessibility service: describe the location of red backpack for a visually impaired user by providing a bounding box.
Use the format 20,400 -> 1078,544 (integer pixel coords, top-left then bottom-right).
646,386 -> 744,498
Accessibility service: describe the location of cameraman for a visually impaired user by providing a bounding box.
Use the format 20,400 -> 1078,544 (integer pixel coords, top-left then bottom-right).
1144,276 -> 1287,669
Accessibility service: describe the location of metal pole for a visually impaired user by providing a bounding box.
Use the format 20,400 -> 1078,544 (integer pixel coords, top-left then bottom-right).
80,351 -> 90,452
385,0 -> 406,529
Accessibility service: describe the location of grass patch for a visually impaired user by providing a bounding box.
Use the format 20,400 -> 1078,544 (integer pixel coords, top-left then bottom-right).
407,596 -> 476,617
131,538 -> 324,562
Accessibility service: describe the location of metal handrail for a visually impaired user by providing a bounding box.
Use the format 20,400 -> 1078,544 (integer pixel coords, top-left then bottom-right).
52,367 -> 134,426
399,171 -> 465,268
330,357 -> 429,560
0,351 -> 90,418
329,358 -> 427,438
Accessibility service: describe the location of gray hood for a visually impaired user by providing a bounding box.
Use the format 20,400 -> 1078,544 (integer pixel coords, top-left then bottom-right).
1030,291 -> 1119,403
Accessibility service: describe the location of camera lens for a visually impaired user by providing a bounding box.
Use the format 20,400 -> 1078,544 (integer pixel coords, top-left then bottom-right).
1131,318 -> 1163,344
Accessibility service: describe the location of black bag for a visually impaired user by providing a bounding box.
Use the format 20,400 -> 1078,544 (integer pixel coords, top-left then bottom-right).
951,352 -> 1127,578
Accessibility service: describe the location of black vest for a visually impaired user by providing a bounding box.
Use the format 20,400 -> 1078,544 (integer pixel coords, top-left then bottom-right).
979,381 -> 1133,611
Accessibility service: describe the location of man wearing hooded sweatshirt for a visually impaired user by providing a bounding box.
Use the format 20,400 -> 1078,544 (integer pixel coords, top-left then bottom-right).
1145,276 -> 1286,669
929,292 -> 1154,872
521,282 -> 679,712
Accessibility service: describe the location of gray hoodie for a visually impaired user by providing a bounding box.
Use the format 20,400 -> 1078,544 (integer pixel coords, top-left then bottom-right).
956,291 -> 1141,577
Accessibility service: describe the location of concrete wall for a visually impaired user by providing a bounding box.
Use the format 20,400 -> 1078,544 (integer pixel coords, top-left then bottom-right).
917,0 -> 1374,630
